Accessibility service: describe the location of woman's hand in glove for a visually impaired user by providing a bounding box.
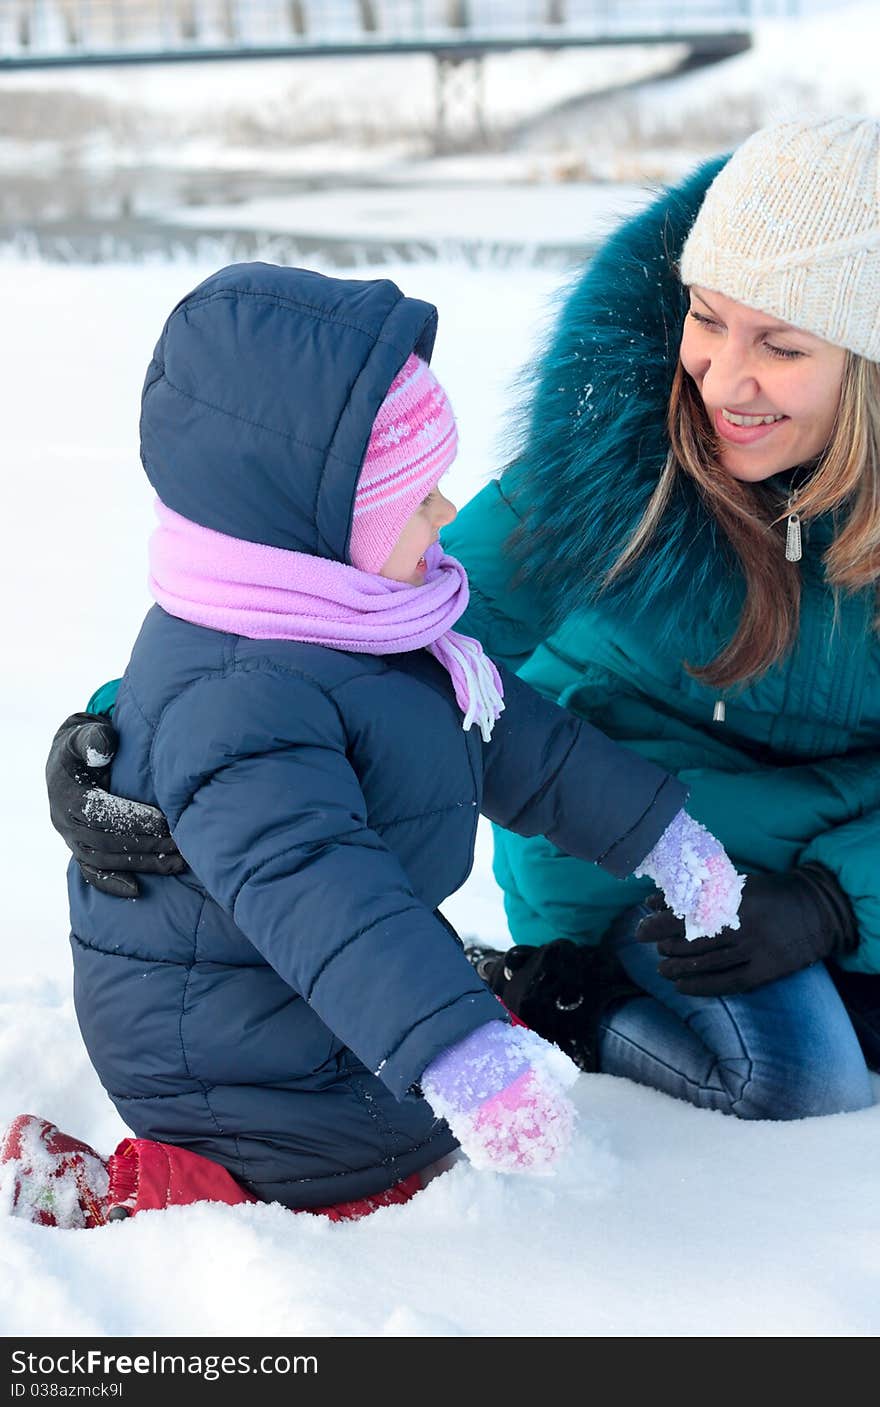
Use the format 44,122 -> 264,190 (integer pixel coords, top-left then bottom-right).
420,1020 -> 579,1174
636,865 -> 858,997
46,712 -> 185,898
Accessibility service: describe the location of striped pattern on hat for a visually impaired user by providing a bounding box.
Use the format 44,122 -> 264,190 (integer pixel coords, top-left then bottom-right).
348,353 -> 457,574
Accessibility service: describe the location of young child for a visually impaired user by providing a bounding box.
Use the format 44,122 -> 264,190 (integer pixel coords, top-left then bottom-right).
3,263 -> 741,1229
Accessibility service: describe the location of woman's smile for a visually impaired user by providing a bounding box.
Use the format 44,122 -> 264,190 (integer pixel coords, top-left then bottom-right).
714,407 -> 789,445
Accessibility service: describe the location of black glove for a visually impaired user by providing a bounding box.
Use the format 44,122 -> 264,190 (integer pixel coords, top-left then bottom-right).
636,865 -> 858,997
46,712 -> 185,899
467,937 -> 641,1072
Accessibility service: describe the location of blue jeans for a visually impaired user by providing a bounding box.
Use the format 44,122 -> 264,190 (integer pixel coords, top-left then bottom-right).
599,904 -> 877,1120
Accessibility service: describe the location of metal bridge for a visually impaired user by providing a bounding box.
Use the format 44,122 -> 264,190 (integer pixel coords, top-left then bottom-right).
0,2 -> 770,67
0,3 -> 801,147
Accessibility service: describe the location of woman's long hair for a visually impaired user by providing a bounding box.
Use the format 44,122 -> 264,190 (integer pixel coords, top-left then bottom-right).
604,351 -> 880,689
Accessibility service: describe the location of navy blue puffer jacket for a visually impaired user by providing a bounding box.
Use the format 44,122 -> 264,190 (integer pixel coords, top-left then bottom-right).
68,263 -> 686,1208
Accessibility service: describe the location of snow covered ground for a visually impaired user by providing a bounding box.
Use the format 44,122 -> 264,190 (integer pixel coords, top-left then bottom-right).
2,0 -> 880,1341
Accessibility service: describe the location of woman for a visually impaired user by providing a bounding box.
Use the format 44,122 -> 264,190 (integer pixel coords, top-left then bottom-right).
449,114 -> 880,1119
47,116 -> 880,1121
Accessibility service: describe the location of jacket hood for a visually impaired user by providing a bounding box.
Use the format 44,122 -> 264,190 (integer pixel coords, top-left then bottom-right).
503,157 -> 736,643
139,262 -> 438,560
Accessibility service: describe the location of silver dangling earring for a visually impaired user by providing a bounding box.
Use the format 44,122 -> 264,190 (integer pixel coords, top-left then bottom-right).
785,492 -> 802,562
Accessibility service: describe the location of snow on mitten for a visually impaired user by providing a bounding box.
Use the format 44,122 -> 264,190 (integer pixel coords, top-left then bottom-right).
634,808 -> 745,941
420,1020 -> 579,1175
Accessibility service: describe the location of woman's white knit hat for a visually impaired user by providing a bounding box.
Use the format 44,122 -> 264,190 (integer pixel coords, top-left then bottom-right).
679,115 -> 880,362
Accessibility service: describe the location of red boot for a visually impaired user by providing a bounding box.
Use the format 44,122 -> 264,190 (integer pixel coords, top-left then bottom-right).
1,1115 -> 424,1226
0,1114 -> 109,1228
0,1117 -> 259,1228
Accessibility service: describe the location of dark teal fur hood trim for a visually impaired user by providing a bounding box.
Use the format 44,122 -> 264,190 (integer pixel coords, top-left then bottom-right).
504,157 -> 734,642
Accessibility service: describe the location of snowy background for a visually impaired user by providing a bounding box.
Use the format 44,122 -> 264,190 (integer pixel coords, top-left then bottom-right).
2,0 -> 880,1338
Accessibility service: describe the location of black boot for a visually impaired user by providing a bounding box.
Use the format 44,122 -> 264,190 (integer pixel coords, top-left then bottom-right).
464,937 -> 641,1073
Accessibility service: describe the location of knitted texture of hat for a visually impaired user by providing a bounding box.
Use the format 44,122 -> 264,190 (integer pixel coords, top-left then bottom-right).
679,115 -> 880,361
349,353 -> 457,574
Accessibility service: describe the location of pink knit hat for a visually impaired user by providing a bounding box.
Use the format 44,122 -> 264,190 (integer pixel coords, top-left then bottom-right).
348,353 -> 458,574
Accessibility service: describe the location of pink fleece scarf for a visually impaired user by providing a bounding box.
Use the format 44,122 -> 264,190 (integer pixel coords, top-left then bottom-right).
148,501 -> 505,742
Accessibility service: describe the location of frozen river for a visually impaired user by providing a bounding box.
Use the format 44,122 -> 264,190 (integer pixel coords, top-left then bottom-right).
0,154 -> 651,265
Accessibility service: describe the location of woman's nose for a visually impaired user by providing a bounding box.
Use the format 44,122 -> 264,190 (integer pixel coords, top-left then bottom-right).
702,342 -> 761,405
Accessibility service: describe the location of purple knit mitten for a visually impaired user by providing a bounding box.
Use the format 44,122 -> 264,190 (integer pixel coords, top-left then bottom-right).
635,808 -> 745,941
421,1021 -> 578,1175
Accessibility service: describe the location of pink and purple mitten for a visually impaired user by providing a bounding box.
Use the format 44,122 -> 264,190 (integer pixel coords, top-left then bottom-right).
635,808 -> 745,940
420,1020 -> 578,1175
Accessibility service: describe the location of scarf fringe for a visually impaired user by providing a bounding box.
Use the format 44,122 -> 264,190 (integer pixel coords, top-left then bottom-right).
430,633 -> 505,743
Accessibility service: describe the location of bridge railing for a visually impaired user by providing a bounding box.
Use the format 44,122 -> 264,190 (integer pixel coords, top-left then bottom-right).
1,2 -> 773,57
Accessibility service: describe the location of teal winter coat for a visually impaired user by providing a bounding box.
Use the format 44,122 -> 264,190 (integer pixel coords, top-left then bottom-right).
442,161 -> 880,975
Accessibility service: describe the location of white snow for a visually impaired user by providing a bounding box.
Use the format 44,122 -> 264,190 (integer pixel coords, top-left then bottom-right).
81,788 -> 170,837
164,179 -> 657,255
83,748 -> 112,767
2,0 -> 880,1339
